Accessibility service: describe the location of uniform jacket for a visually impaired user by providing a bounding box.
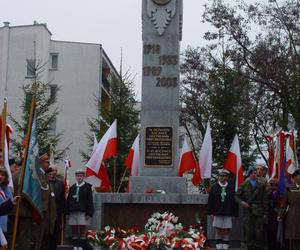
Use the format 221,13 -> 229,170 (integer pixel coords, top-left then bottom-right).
281,184 -> 300,239
67,182 -> 94,217
207,181 -> 238,217
49,177 -> 65,220
235,179 -> 268,217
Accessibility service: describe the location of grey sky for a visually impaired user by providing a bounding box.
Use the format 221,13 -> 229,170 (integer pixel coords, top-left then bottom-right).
2,0 -> 210,99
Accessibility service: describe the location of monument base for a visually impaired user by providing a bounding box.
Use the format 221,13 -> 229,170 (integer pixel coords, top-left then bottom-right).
92,193 -> 208,229
129,176 -> 187,193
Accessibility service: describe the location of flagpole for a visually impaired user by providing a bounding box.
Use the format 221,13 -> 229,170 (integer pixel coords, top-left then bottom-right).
10,96 -> 36,250
0,98 -> 7,166
113,157 -> 117,192
117,168 -> 128,193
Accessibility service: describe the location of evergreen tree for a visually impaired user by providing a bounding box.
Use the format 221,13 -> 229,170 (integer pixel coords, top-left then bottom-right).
82,72 -> 140,192
9,61 -> 68,161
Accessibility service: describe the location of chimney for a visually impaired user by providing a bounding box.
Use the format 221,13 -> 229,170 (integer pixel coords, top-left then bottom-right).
3,22 -> 10,27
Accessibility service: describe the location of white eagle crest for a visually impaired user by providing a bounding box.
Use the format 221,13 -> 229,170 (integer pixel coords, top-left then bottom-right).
147,0 -> 176,36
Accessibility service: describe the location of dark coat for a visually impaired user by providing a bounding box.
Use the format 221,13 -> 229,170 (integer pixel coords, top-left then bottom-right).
49,177 -> 65,219
67,182 -> 94,217
235,179 -> 268,217
0,199 -> 13,215
282,184 -> 300,239
207,181 -> 238,217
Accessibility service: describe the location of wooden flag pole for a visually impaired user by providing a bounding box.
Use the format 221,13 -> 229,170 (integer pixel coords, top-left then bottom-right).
0,98 -> 7,166
10,97 -> 36,250
117,168 -> 128,193
113,157 -> 117,192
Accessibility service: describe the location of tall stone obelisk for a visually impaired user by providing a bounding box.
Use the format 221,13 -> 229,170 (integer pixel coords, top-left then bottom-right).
130,0 -> 186,193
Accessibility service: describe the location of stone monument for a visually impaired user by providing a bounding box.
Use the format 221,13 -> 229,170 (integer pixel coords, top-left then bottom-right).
92,0 -> 208,232
130,0 -> 186,193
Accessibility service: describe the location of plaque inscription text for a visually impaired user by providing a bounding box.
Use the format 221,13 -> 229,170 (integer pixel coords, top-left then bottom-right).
145,127 -> 173,166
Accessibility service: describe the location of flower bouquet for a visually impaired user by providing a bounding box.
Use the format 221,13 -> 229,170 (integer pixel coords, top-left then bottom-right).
86,212 -> 209,250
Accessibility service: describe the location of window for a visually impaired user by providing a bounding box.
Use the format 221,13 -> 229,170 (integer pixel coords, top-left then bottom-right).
51,54 -> 58,69
26,59 -> 36,76
50,85 -> 58,100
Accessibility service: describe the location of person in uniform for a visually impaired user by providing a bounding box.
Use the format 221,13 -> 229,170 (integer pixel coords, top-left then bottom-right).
235,166 -> 268,250
267,178 -> 281,250
47,165 -> 65,250
278,169 -> 300,250
34,154 -> 56,250
208,169 -> 238,250
256,165 -> 268,184
67,169 -> 94,250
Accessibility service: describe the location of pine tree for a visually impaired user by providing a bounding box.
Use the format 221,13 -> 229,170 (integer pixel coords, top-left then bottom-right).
9,61 -> 68,161
82,71 -> 140,192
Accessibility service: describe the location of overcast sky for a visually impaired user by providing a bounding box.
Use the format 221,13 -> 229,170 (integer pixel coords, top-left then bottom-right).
2,0 -> 210,100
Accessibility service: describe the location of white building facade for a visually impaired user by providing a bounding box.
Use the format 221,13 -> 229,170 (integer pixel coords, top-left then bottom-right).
0,22 -> 117,176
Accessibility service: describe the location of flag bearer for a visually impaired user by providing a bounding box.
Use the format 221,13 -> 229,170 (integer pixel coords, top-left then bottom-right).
67,169 -> 94,250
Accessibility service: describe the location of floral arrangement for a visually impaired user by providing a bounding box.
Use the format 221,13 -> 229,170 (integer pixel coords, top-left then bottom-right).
86,212 -> 209,250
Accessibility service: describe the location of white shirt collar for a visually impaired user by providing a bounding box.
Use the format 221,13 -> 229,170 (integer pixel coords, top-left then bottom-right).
76,181 -> 85,187
218,181 -> 228,187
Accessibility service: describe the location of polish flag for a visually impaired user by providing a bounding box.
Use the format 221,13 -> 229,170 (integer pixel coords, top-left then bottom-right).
90,133 -> 111,190
269,131 -> 285,181
124,135 -> 140,177
177,137 -> 197,177
124,135 -> 140,192
285,132 -> 298,175
63,159 -> 71,198
224,135 -> 244,191
0,117 -> 13,188
85,120 -> 117,186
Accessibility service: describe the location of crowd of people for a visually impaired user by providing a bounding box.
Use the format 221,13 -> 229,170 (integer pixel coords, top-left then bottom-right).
0,150 -> 94,250
208,165 -> 300,250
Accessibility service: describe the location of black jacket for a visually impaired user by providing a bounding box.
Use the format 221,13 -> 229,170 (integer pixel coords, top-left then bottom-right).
0,199 -> 13,215
67,182 -> 94,217
207,181 -> 238,217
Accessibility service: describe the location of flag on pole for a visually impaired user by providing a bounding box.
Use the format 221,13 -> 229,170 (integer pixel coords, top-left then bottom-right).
224,135 -> 244,191
177,137 -> 197,177
192,122 -> 212,185
0,104 -> 14,188
63,159 -> 71,199
269,131 -> 285,181
85,120 -> 117,186
124,135 -> 140,177
22,112 -> 43,223
124,135 -> 140,192
285,132 -> 298,175
266,135 -> 275,177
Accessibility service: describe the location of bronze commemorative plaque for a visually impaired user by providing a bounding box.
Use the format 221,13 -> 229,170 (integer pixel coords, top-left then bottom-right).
145,126 -> 173,166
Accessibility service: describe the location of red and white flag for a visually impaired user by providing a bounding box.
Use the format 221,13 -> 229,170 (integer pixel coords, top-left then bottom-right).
269,131 -> 285,181
64,159 -> 71,199
224,134 -> 244,191
285,132 -> 298,175
85,120 -> 117,186
0,117 -> 13,188
124,135 -> 140,177
124,135 -> 140,192
177,137 -> 197,177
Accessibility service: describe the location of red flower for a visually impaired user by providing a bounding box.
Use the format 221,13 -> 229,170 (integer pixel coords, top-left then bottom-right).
145,187 -> 154,193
